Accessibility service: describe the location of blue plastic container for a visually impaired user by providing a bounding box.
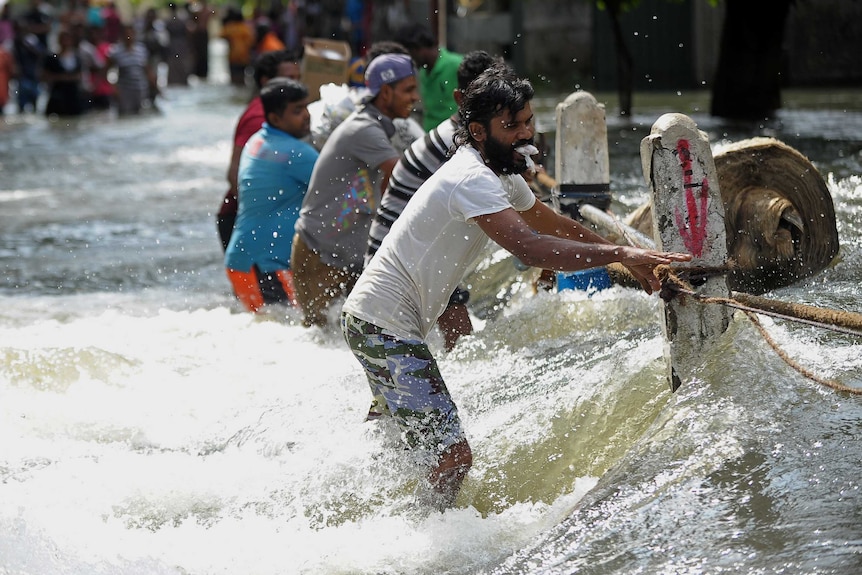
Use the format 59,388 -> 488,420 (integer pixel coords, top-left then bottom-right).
556,267 -> 612,293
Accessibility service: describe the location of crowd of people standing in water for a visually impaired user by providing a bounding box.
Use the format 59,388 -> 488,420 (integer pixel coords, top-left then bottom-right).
0,0 -> 430,117
1,0 -> 693,511
0,0 -> 356,117
0,0 -> 211,116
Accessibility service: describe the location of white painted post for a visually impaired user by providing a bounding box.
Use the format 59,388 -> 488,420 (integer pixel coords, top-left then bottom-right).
554,91 -> 612,292
640,113 -> 731,392
554,91 -> 611,218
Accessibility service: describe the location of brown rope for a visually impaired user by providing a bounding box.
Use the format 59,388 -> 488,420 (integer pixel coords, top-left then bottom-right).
744,311 -> 862,395
733,292 -> 862,334
657,264 -> 862,337
655,263 -> 862,395
655,262 -> 739,281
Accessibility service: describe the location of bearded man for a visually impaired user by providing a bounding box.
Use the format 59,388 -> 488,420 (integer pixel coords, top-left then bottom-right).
340,64 -> 693,509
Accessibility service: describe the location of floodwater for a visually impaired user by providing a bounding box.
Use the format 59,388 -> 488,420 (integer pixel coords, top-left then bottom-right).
2,71 -> 861,574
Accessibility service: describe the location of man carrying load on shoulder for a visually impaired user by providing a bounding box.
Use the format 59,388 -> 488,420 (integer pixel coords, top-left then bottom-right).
341,64 -> 693,509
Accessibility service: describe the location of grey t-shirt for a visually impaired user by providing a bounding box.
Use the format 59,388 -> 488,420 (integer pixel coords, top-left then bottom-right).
295,103 -> 399,271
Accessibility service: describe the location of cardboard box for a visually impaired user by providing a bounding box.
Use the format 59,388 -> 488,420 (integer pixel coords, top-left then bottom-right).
301,38 -> 352,101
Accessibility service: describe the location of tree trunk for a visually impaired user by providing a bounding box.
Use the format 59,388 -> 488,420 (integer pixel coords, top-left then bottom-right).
605,0 -> 633,116
710,0 -> 793,120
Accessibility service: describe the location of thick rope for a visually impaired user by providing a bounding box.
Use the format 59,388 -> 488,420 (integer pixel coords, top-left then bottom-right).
733,292 -> 862,335
656,264 -> 862,337
654,263 -> 862,395
743,311 -> 862,395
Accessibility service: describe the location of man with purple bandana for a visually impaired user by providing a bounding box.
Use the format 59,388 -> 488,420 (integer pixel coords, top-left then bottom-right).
291,53 -> 420,327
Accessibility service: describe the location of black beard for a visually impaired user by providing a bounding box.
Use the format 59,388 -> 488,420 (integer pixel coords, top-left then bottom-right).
483,134 -> 531,175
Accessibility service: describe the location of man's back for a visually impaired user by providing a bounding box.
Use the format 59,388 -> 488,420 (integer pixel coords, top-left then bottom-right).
295,103 -> 399,272
225,124 -> 318,273
419,48 -> 462,131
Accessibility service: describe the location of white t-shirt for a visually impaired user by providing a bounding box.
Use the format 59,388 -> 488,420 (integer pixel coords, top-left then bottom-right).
342,145 -> 536,340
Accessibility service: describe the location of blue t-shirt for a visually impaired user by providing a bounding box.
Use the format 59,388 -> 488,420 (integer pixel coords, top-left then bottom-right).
225,123 -> 319,273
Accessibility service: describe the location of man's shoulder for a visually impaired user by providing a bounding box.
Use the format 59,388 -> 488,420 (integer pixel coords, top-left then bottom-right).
437,48 -> 463,68
439,147 -> 492,181
331,107 -> 379,133
285,136 -> 320,158
433,117 -> 459,144
234,98 -> 265,139
424,50 -> 461,84
327,107 -> 394,147
355,104 -> 397,132
403,118 -> 456,164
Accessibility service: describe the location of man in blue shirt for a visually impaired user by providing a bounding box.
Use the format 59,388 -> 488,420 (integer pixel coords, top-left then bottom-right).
225,78 -> 319,312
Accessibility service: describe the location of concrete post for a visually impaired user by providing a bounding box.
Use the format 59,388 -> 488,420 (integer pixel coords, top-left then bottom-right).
640,113 -> 731,392
554,91 -> 612,293
554,91 -> 611,219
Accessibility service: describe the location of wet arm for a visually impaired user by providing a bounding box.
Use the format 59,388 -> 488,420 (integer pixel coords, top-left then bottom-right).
517,200 -> 686,291
520,199 -> 613,246
474,206 -> 690,294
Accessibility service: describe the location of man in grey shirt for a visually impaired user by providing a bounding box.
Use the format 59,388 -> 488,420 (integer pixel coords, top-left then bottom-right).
291,53 -> 420,327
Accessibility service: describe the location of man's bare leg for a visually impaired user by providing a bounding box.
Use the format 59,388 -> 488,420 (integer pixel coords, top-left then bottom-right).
428,438 -> 473,509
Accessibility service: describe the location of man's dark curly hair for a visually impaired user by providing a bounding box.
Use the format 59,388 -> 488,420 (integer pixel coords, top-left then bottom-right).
454,64 -> 534,148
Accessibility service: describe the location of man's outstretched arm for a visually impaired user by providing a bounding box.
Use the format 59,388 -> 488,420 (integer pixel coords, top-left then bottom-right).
474,205 -> 691,294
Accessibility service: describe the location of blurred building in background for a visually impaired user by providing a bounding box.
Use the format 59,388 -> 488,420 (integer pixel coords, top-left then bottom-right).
399,0 -> 862,93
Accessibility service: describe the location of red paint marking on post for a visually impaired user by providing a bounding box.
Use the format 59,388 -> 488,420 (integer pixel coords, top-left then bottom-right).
673,139 -> 709,257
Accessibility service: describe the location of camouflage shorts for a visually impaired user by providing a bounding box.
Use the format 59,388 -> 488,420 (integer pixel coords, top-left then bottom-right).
341,312 -> 465,454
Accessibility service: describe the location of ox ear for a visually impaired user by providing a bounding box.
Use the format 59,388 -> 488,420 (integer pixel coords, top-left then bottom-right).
726,186 -> 810,294
776,203 -> 804,252
728,187 -> 800,260
779,207 -> 804,237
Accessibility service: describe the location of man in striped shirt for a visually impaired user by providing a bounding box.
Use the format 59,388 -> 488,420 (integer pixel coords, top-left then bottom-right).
364,50 -> 500,350
107,24 -> 158,115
